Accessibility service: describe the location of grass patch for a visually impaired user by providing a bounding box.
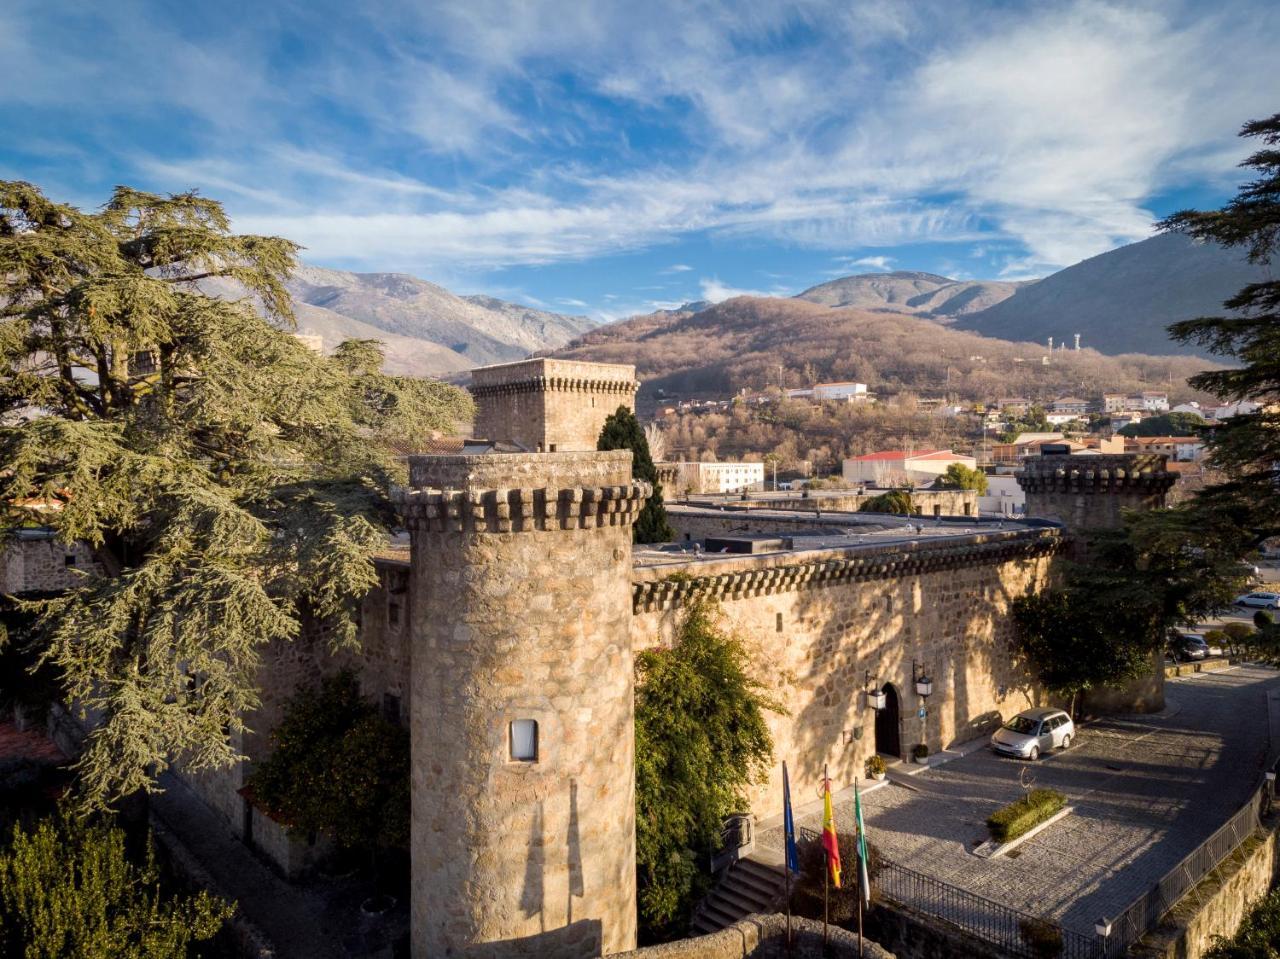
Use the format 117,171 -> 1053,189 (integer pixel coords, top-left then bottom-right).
987,789 -> 1067,844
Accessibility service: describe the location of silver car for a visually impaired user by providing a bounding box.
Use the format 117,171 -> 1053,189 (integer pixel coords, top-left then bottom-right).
991,708 -> 1075,761
1235,591 -> 1280,610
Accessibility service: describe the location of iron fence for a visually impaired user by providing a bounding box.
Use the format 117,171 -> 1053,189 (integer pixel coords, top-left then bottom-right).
877,858 -> 1103,959
877,782 -> 1269,959
1100,784 -> 1265,957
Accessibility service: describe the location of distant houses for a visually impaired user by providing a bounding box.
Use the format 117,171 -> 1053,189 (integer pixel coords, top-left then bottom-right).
842,449 -> 977,488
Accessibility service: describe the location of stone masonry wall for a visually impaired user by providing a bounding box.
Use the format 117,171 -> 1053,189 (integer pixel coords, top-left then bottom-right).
404,450 -> 642,958
470,358 -> 638,452
631,529 -> 1063,821
1,534 -> 103,594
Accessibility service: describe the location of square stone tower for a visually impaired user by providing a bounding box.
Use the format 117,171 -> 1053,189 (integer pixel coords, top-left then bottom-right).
469,358 -> 638,452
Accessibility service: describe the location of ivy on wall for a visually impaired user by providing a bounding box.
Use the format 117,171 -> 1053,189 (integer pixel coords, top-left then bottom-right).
634,598 -> 781,941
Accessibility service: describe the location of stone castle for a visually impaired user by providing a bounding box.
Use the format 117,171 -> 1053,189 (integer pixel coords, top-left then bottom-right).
146,357 -> 1176,958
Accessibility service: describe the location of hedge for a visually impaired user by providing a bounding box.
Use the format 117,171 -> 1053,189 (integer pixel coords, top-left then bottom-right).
987,789 -> 1067,844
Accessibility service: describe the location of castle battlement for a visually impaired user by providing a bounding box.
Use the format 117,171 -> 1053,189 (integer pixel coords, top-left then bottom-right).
1015,452 -> 1177,529
1015,452 -> 1177,495
631,526 -> 1063,612
469,358 -> 639,453
398,481 -> 651,533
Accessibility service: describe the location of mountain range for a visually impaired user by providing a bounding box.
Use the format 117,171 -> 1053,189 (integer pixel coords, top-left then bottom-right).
205,265 -> 595,378
208,231 -> 1260,386
790,233 -> 1262,355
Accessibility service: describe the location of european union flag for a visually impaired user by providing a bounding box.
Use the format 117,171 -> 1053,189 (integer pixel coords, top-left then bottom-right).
782,760 -> 799,875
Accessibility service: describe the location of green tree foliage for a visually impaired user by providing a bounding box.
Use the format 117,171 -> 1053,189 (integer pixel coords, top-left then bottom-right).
1013,515 -> 1244,711
1159,114 -> 1280,548
0,812 -> 233,958
933,462 -> 988,495
997,405 -> 1052,442
598,405 -> 675,544
859,490 -> 912,514
1116,411 -> 1208,437
0,183 -> 471,810
247,672 -> 409,852
1204,881 -> 1280,958
634,599 -> 780,940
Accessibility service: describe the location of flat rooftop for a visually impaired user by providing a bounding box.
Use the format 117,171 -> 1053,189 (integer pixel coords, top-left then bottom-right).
634,505 -> 1053,570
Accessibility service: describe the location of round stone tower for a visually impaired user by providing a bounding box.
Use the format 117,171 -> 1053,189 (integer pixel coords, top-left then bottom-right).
1015,452 -> 1176,531
401,450 -> 646,958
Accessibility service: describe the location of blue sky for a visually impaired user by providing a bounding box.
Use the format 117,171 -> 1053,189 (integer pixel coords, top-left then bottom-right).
2,1 -> 1278,322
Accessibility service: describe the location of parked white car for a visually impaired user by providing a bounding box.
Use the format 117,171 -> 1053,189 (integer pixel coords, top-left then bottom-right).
991,708 -> 1075,761
1235,591 -> 1280,610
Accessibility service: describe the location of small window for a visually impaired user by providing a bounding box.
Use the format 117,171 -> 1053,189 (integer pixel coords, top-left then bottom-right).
775,612 -> 783,633
510,720 -> 538,762
382,693 -> 401,725
64,553 -> 76,567
388,600 -> 401,626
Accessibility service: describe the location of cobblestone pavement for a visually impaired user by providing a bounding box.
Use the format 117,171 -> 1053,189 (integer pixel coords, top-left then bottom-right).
758,664 -> 1280,937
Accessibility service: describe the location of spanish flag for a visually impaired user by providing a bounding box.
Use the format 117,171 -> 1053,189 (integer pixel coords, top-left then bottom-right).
822,773 -> 841,888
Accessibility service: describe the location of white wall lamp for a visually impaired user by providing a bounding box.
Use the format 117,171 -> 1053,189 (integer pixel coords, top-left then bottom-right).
1095,917 -> 1112,939
912,660 -> 933,698
865,670 -> 886,711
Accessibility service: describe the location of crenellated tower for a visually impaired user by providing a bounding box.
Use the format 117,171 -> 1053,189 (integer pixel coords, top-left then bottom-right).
1016,452 -> 1177,531
401,449 -> 647,958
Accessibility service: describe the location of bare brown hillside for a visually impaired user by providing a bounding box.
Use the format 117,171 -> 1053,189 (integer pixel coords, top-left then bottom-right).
555,296 -> 1215,405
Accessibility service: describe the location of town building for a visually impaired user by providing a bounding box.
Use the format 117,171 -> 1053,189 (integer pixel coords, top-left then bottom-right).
841,449 -> 977,487
1051,396 -> 1090,415
1124,435 -> 1206,462
672,460 -> 766,494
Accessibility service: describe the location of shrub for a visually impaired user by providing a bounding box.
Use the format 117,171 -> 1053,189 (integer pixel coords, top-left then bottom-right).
860,490 -> 912,514
865,755 -> 887,778
987,789 -> 1067,844
1019,916 -> 1065,958
912,743 -> 929,761
1223,622 -> 1256,656
1204,882 -> 1280,957
249,672 -> 409,855
0,812 -> 233,958
791,830 -> 882,924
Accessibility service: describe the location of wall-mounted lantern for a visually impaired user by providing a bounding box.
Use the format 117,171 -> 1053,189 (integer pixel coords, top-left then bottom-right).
912,660 -> 933,698
1095,918 -> 1112,939
865,670 -> 886,711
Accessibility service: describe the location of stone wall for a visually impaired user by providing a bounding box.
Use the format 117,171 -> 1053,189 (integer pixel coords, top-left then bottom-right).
1132,812 -> 1279,959
470,358 -> 638,452
749,490 -> 978,517
631,528 -> 1064,820
1,531 -> 103,594
403,450 -> 643,958
618,913 -> 893,959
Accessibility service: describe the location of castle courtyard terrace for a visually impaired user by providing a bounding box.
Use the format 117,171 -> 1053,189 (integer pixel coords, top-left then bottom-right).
756,664 -> 1280,939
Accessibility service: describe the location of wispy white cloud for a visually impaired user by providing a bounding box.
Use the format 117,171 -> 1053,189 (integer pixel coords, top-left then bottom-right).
699,277 -> 787,303
3,0 -> 1278,283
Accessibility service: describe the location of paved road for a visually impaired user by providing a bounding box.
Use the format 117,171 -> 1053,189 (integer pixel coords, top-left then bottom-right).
758,664 -> 1280,936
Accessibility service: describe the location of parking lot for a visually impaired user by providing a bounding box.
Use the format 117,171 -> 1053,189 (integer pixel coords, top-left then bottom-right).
758,663 -> 1280,936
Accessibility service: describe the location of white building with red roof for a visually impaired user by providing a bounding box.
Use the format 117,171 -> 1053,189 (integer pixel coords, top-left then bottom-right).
841,449 -> 978,487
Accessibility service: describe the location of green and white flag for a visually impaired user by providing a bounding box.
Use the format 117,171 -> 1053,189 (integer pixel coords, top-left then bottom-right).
855,778 -> 870,906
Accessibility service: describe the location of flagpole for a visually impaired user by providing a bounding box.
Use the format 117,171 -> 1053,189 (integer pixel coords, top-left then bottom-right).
823,763 -> 829,950
856,774 -> 863,959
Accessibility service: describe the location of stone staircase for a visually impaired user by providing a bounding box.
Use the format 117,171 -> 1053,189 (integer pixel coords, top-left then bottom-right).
690,858 -> 788,936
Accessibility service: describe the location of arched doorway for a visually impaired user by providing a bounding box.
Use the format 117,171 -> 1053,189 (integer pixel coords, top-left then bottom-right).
874,683 -> 901,758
